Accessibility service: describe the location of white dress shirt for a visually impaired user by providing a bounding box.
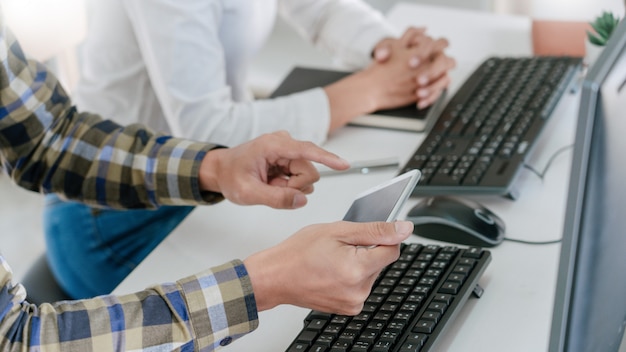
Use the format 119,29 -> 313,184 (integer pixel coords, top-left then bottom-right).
74,0 -> 397,146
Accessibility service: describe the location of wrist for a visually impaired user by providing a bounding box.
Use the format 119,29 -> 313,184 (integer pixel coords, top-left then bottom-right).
324,71 -> 379,130
351,68 -> 383,112
244,250 -> 281,312
198,148 -> 225,193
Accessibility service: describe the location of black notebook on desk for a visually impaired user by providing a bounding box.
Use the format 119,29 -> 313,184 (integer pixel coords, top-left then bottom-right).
269,66 -> 445,132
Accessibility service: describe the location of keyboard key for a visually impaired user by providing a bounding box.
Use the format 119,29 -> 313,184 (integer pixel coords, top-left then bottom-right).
405,333 -> 428,347
331,340 -> 350,351
316,334 -> 335,347
463,247 -> 483,259
296,330 -> 317,344
439,282 -> 460,294
287,342 -> 308,351
413,320 -> 436,334
307,319 -> 328,332
427,302 -> 448,314
447,273 -> 466,284
399,342 -> 423,352
421,311 -> 441,323
371,340 -> 393,351
433,293 -> 453,304
452,264 -> 471,275
324,324 -> 342,335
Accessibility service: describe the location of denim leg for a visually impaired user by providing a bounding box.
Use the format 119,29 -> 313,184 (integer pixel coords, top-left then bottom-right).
43,194 -> 194,299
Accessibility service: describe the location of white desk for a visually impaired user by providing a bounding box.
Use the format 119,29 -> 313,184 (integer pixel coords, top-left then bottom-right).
115,3 -> 582,351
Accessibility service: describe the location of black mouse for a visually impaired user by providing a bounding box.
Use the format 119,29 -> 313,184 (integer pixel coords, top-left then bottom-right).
405,196 -> 505,247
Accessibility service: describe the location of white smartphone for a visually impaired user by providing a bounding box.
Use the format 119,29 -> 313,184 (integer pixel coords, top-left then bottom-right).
343,169 -> 420,222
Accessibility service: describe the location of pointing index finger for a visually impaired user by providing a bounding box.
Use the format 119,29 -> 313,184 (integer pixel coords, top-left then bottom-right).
284,139 -> 350,171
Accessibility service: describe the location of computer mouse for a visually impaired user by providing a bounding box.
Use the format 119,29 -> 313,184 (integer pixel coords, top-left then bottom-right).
405,196 -> 505,247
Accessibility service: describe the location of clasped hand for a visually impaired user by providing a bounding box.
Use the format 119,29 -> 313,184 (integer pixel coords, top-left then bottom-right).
324,27 -> 456,132
371,26 -> 457,110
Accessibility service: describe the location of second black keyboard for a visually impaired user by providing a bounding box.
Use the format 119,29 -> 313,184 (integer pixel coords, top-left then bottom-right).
399,56 -> 582,200
285,243 -> 491,352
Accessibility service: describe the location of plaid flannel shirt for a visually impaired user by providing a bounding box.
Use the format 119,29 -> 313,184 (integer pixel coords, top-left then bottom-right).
0,12 -> 258,351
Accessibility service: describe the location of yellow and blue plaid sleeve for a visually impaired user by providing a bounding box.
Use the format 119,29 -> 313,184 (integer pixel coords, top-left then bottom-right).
0,16 -> 222,208
0,255 -> 258,351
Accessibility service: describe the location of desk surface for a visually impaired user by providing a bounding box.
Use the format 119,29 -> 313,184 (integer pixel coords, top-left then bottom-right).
115,3 -> 582,351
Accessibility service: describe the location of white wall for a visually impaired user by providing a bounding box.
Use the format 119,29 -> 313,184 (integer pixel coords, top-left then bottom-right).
1,0 -> 87,92
368,0 -> 626,20
494,0 -> 625,20
365,0 -> 493,12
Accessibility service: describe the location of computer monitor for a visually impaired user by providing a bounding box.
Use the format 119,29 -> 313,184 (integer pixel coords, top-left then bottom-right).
549,20 -> 626,352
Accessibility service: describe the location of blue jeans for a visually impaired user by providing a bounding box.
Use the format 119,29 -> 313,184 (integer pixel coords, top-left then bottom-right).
43,194 -> 194,299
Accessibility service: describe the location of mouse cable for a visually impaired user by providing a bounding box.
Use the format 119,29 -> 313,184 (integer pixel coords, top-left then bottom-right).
523,144 -> 574,181
503,237 -> 562,245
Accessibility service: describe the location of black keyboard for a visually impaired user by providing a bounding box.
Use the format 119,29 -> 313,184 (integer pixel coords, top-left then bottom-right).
285,243 -> 491,352
399,56 -> 582,200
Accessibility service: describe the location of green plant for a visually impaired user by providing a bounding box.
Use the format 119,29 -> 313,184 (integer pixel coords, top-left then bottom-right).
587,11 -> 621,46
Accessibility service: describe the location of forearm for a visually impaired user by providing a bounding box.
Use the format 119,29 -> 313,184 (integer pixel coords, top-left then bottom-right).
34,111 -> 221,208
0,256 -> 258,351
158,87 -> 332,147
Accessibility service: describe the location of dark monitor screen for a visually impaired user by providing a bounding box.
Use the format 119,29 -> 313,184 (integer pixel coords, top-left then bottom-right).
549,20 -> 626,352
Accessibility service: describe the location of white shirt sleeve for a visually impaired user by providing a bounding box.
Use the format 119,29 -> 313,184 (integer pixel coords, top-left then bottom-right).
278,0 -> 400,69
123,0 -> 330,147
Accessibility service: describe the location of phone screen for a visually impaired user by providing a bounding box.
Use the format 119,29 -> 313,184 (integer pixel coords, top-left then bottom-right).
342,170 -> 420,223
